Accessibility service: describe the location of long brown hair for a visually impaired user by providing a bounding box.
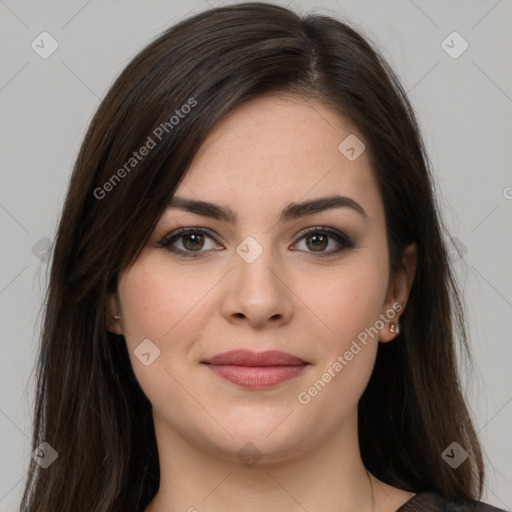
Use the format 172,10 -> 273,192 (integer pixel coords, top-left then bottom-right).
19,3 -> 485,510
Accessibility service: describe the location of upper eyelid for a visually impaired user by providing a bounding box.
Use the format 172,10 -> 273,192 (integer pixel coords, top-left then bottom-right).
162,226 -> 220,244
160,225 -> 351,249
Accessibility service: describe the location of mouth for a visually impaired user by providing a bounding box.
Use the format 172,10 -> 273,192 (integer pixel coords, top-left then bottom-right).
201,349 -> 309,389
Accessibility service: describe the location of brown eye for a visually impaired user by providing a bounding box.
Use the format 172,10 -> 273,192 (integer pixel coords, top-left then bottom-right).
182,233 -> 205,251
160,226 -> 354,259
293,227 -> 355,256
305,233 -> 328,252
159,227 -> 222,258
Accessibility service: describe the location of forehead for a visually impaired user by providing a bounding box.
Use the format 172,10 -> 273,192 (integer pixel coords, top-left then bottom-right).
175,94 -> 382,221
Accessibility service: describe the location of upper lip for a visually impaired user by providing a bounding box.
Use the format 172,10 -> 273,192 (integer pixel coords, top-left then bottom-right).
202,349 -> 307,366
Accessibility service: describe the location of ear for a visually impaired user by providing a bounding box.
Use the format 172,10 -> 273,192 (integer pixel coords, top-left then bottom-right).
107,291 -> 123,335
379,242 -> 417,343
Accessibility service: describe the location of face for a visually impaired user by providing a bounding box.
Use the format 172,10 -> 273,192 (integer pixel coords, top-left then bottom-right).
110,94 -> 416,464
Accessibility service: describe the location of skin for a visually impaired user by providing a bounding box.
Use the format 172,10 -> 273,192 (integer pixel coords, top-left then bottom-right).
108,94 -> 418,512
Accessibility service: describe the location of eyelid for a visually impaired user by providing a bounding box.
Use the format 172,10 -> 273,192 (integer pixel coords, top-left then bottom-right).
159,226 -> 222,251
291,225 -> 355,253
159,225 -> 354,257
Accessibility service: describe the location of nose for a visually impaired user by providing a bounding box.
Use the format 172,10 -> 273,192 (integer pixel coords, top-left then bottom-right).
221,243 -> 294,328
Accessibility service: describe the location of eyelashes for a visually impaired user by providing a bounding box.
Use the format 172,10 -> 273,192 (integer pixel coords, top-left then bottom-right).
159,227 -> 222,258
158,226 -> 355,259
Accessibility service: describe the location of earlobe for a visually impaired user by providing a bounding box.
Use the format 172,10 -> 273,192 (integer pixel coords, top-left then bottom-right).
379,318 -> 401,343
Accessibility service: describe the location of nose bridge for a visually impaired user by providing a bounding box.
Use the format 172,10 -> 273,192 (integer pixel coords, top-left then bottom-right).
235,233 -> 282,298
222,233 -> 293,325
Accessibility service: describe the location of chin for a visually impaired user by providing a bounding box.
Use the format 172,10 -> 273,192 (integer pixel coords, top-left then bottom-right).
192,409 -> 316,464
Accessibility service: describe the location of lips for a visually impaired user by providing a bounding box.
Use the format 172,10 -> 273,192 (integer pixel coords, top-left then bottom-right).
203,349 -> 306,366
202,349 -> 308,388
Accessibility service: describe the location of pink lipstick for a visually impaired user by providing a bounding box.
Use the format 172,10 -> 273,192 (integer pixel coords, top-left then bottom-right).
202,349 -> 308,388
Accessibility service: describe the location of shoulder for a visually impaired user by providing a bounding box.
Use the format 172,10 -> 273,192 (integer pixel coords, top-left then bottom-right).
396,491 -> 508,512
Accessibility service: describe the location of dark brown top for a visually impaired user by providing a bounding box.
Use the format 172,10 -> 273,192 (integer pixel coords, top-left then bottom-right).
396,492 -> 508,511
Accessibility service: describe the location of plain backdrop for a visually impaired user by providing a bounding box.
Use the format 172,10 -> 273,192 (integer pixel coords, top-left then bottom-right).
0,0 -> 511,510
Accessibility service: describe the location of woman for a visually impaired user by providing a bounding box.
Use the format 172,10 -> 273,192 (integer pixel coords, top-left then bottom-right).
19,2 -> 507,511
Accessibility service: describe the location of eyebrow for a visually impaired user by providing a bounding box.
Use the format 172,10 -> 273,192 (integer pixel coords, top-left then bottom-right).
166,194 -> 367,224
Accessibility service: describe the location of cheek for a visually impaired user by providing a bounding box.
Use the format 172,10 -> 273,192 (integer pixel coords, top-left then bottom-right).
292,256 -> 388,415
117,254 -> 215,421
118,251 -> 215,345
116,253 -> 217,407
301,256 -> 389,350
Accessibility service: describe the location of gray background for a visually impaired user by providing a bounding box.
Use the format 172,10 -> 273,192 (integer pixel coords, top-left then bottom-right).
0,0 -> 511,510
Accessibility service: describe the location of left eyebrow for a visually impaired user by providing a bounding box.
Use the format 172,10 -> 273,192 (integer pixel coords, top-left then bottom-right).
166,194 -> 368,223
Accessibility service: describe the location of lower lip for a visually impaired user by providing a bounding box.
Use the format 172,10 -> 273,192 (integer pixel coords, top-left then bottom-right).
204,364 -> 307,388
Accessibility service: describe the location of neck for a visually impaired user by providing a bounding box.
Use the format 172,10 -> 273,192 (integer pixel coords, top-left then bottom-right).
145,410 -> 379,512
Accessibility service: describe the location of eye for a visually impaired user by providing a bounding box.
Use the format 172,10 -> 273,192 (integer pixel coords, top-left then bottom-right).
292,226 -> 355,256
159,227 -> 222,258
159,226 -> 354,258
